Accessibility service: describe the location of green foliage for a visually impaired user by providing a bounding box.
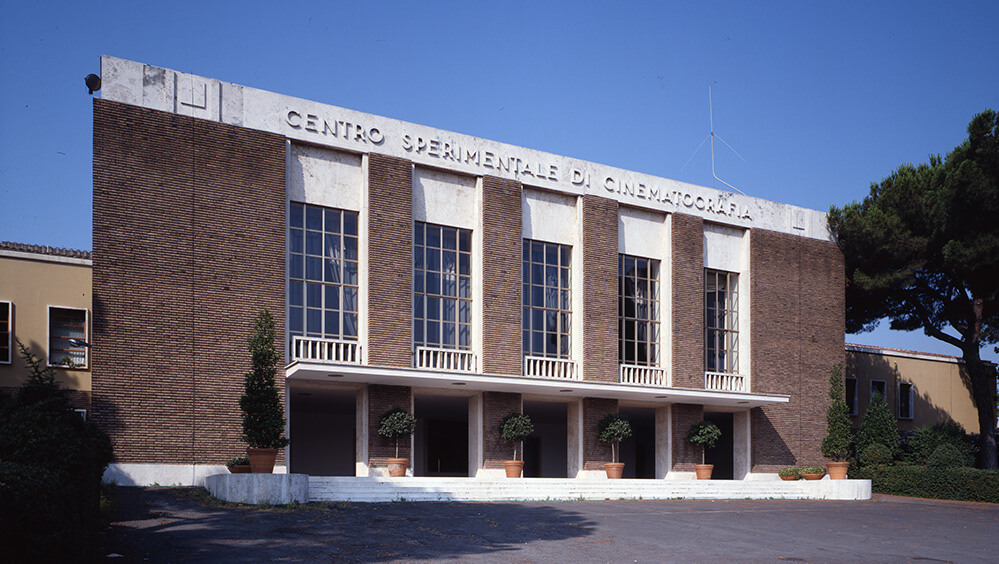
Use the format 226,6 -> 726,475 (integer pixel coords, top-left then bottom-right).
226,456 -> 250,469
851,465 -> 999,503
927,443 -> 972,468
856,392 -> 901,460
239,310 -> 289,449
821,363 -> 853,461
378,408 -> 416,458
859,443 -> 894,466
828,109 -> 999,470
687,420 -> 722,449
597,414 -> 633,463
905,422 -> 974,467
801,466 -> 826,475
0,341 -> 114,561
499,413 -> 534,461
778,467 -> 801,477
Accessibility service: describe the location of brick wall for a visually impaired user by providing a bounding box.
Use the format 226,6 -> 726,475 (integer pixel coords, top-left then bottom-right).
92,99 -> 286,465
580,196 -> 619,383
750,229 -> 844,470
582,397 -> 619,470
366,154 -> 413,369
671,403 -> 705,470
367,384 -> 413,466
671,213 -> 705,388
482,391 -> 522,468
480,176 -> 523,376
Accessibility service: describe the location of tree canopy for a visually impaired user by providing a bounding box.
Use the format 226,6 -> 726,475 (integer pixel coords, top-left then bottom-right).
828,109 -> 999,469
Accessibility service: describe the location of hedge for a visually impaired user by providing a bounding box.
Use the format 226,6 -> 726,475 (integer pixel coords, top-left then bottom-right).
851,465 -> 999,503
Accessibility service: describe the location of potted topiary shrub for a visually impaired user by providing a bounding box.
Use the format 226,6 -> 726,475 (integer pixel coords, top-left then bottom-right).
239,310 -> 289,473
687,420 -> 722,479
378,407 -> 416,477
226,456 -> 251,474
800,466 -> 826,480
598,413 -> 633,479
820,363 -> 853,479
499,412 -> 534,477
778,467 -> 801,481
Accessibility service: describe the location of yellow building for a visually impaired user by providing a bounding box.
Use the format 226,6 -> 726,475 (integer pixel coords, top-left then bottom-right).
0,241 -> 92,412
845,343 -> 984,433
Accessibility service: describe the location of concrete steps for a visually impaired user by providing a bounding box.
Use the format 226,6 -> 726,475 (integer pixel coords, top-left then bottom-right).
308,476 -> 871,502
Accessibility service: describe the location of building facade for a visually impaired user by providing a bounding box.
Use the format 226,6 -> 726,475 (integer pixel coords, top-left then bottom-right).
93,57 -> 844,485
0,242 -> 93,413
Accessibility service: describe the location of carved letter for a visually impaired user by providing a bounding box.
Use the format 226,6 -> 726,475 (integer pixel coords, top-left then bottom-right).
548,164 -> 558,181
465,149 -> 479,165
323,120 -> 337,136
286,110 -> 302,129
368,128 -> 384,144
305,114 -> 319,132
604,177 -> 616,192
403,134 -> 413,151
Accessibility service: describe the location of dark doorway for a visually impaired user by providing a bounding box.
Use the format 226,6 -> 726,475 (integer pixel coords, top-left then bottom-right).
414,396 -> 469,476
289,387 -> 355,476
619,406 -> 656,478
523,401 -> 568,478
704,411 -> 734,479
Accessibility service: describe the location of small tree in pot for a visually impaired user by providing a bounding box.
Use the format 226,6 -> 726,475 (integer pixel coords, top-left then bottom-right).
598,414 -> 633,479
499,413 -> 534,477
239,309 -> 289,473
687,420 -> 722,479
378,407 -> 416,477
821,363 -> 853,479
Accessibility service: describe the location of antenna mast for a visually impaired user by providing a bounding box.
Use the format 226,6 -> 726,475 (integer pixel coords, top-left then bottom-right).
682,86 -> 747,196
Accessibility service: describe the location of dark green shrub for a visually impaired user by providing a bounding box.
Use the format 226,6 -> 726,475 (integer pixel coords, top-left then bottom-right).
821,363 -> 853,462
856,391 -> 900,460
778,467 -> 800,478
851,465 -> 999,503
927,443 -> 972,468
905,422 -> 974,466
598,414 -> 633,463
801,466 -> 826,475
378,408 -> 416,458
859,443 -> 893,466
240,310 -> 289,450
499,413 -> 534,461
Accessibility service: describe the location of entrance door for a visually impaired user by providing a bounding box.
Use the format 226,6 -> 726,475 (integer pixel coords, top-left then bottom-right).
704,411 -> 734,479
523,401 -> 568,477
288,387 -> 355,476
414,396 -> 469,476
619,406 -> 656,478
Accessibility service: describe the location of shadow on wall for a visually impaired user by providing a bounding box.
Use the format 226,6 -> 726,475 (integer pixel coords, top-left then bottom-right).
751,407 -> 795,470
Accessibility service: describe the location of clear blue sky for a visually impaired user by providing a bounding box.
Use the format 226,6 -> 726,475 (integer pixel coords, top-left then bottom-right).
2,1 -> 997,361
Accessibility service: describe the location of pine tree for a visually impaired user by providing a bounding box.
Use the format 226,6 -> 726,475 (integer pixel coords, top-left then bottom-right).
239,310 -> 289,449
821,363 -> 853,461
856,391 -> 900,461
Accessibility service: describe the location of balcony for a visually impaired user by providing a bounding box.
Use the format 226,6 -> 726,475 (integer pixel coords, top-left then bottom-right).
415,347 -> 477,373
704,371 -> 746,392
291,336 -> 362,365
523,356 -> 578,380
619,364 -> 668,387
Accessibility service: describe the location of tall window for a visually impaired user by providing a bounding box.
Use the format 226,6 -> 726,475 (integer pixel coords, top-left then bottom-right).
846,377 -> 858,416
898,382 -> 914,419
705,269 -> 739,374
619,255 -> 660,366
522,240 -> 571,358
48,306 -> 87,368
413,222 -> 472,350
870,380 -> 887,404
0,301 -> 11,364
288,203 -> 359,342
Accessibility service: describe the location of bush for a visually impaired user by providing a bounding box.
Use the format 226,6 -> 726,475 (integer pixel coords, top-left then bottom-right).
927,443 -> 972,468
499,413 -> 534,461
598,414 -> 633,464
905,422 -> 974,466
226,456 -> 250,469
687,420 -> 722,449
851,465 -> 999,503
778,467 -> 800,477
856,391 -> 900,460
378,408 -> 416,459
859,443 -> 894,467
801,466 -> 826,475
821,363 -> 853,461
240,310 -> 289,449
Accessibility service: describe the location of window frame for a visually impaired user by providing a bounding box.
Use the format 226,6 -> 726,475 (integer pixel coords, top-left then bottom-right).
522,239 -> 572,359
0,300 -> 11,365
413,221 -> 473,351
870,379 -> 887,404
898,381 -> 914,420
47,305 -> 89,369
845,377 -> 858,416
618,254 -> 661,367
704,269 -> 740,374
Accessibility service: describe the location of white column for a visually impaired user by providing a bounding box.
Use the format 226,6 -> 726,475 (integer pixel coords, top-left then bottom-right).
469,393 -> 484,477
656,405 -> 671,479
355,386 -> 369,477
567,399 -> 583,478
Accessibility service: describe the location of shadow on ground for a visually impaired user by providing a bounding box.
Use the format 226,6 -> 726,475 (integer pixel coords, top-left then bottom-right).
99,487 -> 595,562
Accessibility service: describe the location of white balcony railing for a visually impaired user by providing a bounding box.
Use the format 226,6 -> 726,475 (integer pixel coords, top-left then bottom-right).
704,371 -> 746,392
524,356 -> 578,380
619,364 -> 668,387
291,336 -> 362,365
415,346 -> 477,372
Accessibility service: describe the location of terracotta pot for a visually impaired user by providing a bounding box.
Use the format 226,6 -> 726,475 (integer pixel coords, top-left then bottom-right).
247,448 -> 278,474
503,460 -> 525,478
229,465 -> 251,474
801,473 -> 824,481
694,464 -> 714,480
779,474 -> 799,481
386,458 -> 409,477
826,461 -> 849,480
604,462 -> 625,479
